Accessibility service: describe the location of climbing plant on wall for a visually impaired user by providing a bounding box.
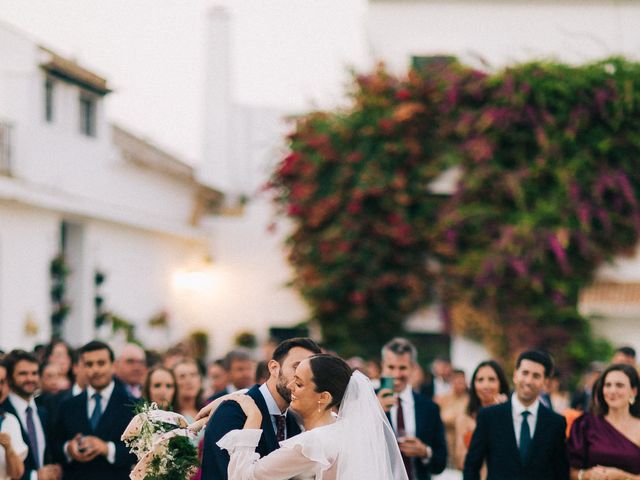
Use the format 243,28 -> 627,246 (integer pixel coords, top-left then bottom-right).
50,253 -> 71,339
270,57 -> 640,370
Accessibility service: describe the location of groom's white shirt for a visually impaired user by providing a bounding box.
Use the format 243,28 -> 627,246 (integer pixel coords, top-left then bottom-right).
259,383 -> 290,439
389,384 -> 416,438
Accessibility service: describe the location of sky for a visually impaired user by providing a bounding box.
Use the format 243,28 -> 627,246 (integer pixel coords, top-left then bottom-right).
0,0 -> 369,164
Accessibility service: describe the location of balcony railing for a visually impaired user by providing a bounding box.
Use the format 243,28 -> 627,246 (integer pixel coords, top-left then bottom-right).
0,121 -> 12,175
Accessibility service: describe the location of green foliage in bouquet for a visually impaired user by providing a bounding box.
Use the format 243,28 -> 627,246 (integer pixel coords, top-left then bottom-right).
124,402 -> 199,480
269,57 -> 640,372
145,436 -> 198,480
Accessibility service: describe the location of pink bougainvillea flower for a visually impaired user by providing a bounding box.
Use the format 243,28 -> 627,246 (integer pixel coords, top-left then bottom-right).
395,88 -> 412,101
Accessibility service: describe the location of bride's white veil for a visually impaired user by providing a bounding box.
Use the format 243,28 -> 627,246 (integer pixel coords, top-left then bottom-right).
336,371 -> 409,480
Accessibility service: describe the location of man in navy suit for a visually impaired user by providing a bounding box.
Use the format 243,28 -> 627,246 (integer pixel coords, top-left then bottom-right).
463,350 -> 569,480
378,338 -> 447,480
1,349 -> 61,480
201,337 -> 322,480
52,340 -> 136,480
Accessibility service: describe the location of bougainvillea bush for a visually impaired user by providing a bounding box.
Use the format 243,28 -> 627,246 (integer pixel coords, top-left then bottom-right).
269,57 -> 640,370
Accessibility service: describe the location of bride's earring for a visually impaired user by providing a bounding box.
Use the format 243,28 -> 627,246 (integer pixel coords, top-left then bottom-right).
630,396 -> 636,405
317,401 -> 322,413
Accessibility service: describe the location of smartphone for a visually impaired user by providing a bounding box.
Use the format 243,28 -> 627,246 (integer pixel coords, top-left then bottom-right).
77,435 -> 87,453
379,376 -> 395,396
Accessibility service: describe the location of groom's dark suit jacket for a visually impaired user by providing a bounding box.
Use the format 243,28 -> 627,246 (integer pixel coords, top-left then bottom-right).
1,397 -> 53,480
463,400 -> 569,480
201,383 -> 302,480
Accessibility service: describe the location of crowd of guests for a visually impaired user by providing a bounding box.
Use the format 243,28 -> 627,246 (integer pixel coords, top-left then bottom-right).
376,345 -> 639,480
0,337 -> 638,480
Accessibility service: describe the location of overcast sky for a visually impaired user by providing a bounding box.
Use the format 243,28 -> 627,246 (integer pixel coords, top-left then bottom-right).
0,0 -> 369,164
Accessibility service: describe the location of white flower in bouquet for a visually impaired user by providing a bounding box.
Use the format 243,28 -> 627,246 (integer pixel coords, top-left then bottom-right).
122,402 -> 200,480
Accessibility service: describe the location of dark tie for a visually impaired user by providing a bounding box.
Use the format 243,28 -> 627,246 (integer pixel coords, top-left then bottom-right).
90,392 -> 103,430
519,411 -> 531,463
25,406 -> 40,469
273,414 -> 286,442
397,399 -> 414,480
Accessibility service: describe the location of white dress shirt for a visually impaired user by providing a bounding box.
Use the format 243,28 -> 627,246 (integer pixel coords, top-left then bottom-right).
389,384 -> 416,438
511,393 -> 540,447
8,392 -> 45,480
71,383 -> 84,397
86,381 -> 115,422
0,412 -> 28,480
86,381 -> 116,463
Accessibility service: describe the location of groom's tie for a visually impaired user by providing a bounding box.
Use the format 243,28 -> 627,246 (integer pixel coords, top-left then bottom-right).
273,414 -> 286,442
519,411 -> 531,463
397,398 -> 414,479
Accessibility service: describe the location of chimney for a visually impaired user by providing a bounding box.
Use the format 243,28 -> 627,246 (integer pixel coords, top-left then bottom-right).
199,6 -> 233,191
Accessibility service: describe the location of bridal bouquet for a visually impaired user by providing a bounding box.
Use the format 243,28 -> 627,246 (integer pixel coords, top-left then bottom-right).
121,402 -> 203,480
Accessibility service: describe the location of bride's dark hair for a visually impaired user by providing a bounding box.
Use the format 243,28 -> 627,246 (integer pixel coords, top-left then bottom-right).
309,354 -> 353,411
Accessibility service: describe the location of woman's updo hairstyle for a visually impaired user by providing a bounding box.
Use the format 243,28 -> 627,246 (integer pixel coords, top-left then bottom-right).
309,354 -> 353,411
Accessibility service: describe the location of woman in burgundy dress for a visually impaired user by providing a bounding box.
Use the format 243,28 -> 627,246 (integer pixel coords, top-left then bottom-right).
568,363 -> 640,480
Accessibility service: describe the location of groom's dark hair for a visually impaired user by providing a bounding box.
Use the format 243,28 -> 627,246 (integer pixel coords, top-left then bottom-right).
309,354 -> 352,411
272,337 -> 321,365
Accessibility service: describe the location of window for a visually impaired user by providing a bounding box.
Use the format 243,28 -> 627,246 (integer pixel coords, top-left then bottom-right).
79,93 -> 97,137
0,121 -> 12,175
44,77 -> 55,122
411,55 -> 457,70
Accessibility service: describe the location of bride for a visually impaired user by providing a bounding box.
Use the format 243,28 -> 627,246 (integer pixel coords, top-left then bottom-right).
211,353 -> 408,480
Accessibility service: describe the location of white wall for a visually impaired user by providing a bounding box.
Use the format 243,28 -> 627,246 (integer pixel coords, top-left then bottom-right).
204,197 -> 308,358
86,219 -> 210,348
368,1 -> 640,73
0,203 -> 59,350
591,315 -> 640,356
450,335 -> 492,376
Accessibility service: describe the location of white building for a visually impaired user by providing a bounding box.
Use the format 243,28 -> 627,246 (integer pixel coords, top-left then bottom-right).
0,21 -> 222,353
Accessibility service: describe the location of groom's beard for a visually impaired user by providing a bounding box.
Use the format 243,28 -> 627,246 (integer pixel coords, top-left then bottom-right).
276,371 -> 292,405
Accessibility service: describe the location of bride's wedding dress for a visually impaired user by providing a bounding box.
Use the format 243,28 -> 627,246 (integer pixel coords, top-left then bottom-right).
218,422 -> 340,479
218,371 -> 409,480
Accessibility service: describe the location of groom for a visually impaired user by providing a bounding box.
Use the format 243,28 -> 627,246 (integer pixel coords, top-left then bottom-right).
201,337 -> 322,479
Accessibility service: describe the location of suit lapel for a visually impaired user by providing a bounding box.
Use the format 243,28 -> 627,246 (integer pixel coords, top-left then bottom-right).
501,400 -> 521,464
37,404 -> 49,431
413,391 -> 424,439
76,390 -> 92,433
94,382 -> 131,435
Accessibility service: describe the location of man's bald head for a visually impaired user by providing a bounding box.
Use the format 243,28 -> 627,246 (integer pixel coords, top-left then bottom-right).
114,343 -> 147,386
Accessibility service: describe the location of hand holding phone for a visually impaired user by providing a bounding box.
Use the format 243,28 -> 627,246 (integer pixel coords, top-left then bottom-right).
380,376 -> 395,397
77,435 -> 87,453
